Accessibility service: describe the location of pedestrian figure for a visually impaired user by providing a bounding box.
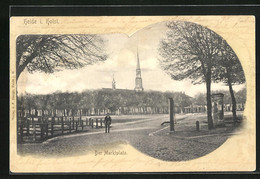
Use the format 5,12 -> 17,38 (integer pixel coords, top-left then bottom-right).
104,113 -> 112,133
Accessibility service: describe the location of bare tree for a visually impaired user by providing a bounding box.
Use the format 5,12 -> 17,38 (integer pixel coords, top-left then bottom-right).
158,21 -> 223,129
16,34 -> 107,79
212,40 -> 246,122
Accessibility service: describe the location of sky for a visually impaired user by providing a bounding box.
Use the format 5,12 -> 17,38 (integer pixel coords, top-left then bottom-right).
17,21 -> 245,97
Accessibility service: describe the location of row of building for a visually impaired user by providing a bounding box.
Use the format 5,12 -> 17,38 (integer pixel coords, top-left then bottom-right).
183,103 -> 245,113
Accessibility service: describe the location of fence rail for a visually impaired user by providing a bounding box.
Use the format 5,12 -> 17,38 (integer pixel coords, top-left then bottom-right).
18,116 -> 103,143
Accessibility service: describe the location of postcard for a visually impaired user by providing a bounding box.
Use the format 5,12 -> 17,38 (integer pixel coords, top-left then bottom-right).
10,16 -> 255,172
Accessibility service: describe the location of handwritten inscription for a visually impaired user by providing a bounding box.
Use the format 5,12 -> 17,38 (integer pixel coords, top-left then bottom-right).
23,18 -> 59,25
94,150 -> 127,156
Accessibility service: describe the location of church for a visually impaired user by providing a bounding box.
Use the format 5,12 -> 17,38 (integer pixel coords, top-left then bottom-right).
112,49 -> 144,92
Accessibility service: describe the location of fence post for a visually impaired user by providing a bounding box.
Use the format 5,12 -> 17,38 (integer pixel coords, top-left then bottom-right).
33,124 -> 36,141
76,122 -> 78,131
46,123 -> 48,138
96,118 -> 98,128
82,122 -> 84,131
61,117 -> 64,134
196,121 -> 200,132
51,123 -> 54,137
100,118 -> 102,128
40,124 -> 44,140
51,117 -> 54,137
91,118 -> 94,128
69,121 -> 71,133
169,98 -> 175,132
89,118 -> 91,126
72,116 -> 75,130
86,118 -> 88,126
20,124 -> 23,142
26,120 -> 29,136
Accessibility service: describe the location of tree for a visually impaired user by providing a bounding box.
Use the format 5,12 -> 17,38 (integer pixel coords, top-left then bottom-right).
212,40 -> 246,122
193,93 -> 207,105
22,93 -> 37,116
236,87 -> 246,104
78,91 -> 92,115
16,34 -> 107,79
158,21 -> 223,129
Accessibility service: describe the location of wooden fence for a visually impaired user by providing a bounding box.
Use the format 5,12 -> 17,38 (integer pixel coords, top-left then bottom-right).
17,116 -> 104,143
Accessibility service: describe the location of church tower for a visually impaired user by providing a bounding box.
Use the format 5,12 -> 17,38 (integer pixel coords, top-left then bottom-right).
134,48 -> 144,91
112,74 -> 116,90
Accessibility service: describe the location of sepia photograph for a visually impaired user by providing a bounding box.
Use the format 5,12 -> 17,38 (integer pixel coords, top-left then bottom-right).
10,16 -> 255,172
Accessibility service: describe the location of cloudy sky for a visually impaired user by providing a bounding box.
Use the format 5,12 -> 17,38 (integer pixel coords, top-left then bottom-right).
17,21 -> 245,97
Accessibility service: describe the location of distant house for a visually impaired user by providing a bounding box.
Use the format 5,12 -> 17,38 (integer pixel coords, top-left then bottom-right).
183,103 -> 244,114
224,103 -> 245,111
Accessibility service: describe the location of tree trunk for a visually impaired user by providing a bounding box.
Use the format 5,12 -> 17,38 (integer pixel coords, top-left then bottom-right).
227,78 -> 237,122
206,79 -> 214,129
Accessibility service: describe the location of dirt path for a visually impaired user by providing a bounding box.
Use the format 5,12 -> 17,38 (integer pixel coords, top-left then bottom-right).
17,112 -> 243,161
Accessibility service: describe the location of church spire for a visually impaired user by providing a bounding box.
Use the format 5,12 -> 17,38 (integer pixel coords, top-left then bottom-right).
137,48 -> 141,70
134,47 -> 144,92
112,74 -> 116,90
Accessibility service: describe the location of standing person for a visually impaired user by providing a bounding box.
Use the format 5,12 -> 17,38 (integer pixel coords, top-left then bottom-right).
104,113 -> 112,133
